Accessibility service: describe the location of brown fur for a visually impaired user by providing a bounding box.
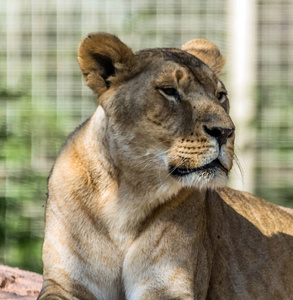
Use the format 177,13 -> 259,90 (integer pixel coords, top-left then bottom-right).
38,33 -> 293,300
182,39 -> 226,77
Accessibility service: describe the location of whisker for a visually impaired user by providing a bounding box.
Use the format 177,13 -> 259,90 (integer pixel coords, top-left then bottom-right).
135,154 -> 168,171
134,147 -> 173,174
164,155 -> 185,180
233,152 -> 244,185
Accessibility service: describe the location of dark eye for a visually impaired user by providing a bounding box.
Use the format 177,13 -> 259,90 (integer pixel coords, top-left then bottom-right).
162,88 -> 177,96
217,92 -> 227,103
159,87 -> 181,101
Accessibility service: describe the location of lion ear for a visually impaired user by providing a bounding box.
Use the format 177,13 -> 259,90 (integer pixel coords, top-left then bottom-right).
182,39 -> 225,76
78,33 -> 134,97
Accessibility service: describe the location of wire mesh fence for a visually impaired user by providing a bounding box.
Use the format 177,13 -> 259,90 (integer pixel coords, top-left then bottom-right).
255,0 -> 293,207
0,0 -> 292,273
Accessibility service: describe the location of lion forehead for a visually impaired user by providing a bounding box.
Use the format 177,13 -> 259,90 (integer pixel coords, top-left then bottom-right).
134,48 -> 215,79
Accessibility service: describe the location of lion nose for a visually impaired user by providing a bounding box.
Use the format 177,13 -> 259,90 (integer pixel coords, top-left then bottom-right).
203,125 -> 234,146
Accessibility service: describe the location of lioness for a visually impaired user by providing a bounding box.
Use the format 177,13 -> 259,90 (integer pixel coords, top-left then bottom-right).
38,33 -> 293,300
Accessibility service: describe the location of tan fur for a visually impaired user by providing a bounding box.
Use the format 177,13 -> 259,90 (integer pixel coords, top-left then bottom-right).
38,33 -> 293,300
78,33 -> 135,98
182,39 -> 226,77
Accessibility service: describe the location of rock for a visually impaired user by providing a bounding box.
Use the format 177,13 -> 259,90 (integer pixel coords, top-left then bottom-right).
0,265 -> 42,300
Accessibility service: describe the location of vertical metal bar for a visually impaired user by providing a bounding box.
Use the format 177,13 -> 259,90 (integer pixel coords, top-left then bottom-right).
227,0 -> 257,193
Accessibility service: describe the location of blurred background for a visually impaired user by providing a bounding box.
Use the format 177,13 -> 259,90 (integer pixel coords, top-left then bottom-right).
0,0 -> 293,274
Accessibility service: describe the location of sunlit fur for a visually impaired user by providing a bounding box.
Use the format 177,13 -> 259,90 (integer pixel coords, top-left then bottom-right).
38,33 -> 293,300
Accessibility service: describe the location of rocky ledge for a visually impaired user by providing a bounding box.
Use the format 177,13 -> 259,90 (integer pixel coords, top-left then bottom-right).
0,265 -> 42,300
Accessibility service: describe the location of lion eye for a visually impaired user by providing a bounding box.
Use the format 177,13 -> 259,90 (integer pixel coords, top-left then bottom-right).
159,87 -> 181,101
162,88 -> 177,96
217,92 -> 227,103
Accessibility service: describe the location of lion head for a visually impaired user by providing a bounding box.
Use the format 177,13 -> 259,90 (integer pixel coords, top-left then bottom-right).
78,33 -> 235,192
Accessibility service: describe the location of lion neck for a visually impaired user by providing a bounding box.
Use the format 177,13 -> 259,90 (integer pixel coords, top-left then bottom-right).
85,106 -> 205,251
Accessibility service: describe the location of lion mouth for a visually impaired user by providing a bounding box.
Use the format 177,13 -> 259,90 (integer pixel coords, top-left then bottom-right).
169,159 -> 228,177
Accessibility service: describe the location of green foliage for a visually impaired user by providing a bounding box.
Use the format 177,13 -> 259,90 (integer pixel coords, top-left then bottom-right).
0,89 -> 68,273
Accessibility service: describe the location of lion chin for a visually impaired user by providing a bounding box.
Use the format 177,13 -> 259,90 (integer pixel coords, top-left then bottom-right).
174,167 -> 229,190
168,158 -> 229,189
38,33 -> 293,300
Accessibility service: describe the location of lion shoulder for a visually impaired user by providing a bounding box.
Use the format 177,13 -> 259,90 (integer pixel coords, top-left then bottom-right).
215,187 -> 293,235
